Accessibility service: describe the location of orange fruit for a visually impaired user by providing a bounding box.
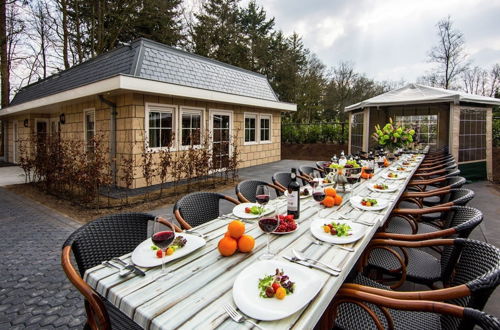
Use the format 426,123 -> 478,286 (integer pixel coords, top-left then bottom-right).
324,187 -> 337,197
334,195 -> 343,206
237,235 -> 255,253
224,231 -> 231,238
228,220 -> 245,239
218,236 -> 237,256
322,196 -> 335,208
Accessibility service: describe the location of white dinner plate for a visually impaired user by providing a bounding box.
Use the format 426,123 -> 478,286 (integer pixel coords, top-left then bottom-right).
232,260 -> 322,321
310,218 -> 366,244
232,203 -> 275,219
367,183 -> 398,193
284,186 -> 312,199
131,234 -> 206,268
383,172 -> 407,180
389,166 -> 412,172
349,195 -> 390,211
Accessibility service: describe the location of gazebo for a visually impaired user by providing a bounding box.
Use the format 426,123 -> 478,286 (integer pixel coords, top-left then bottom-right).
345,83 -> 500,180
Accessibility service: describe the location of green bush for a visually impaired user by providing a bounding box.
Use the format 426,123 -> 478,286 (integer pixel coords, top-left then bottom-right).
494,119 -> 500,147
281,123 -> 348,144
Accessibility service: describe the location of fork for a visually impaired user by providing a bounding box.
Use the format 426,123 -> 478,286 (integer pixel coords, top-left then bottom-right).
224,304 -> 264,329
310,238 -> 355,252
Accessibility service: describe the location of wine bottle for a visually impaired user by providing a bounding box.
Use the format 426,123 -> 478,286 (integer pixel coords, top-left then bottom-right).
287,168 -> 300,219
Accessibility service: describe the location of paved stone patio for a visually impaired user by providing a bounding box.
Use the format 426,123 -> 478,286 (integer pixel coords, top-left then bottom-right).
0,161 -> 498,329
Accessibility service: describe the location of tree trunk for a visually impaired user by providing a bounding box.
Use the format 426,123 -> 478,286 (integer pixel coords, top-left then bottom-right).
0,0 -> 9,108
59,0 -> 70,69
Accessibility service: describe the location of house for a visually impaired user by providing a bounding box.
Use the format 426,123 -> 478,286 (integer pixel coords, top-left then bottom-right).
345,83 -> 500,180
0,38 -> 296,188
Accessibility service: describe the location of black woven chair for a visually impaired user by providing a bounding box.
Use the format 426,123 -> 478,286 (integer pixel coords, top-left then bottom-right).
61,213 -> 181,330
298,165 -> 324,185
316,161 -> 330,171
271,171 -> 306,196
334,238 -> 500,330
235,179 -> 283,203
406,176 -> 467,206
173,192 -> 239,229
368,207 -> 483,289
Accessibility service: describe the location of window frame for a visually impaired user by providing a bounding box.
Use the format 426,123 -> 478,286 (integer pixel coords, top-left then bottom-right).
144,103 -> 177,151
259,114 -> 272,143
395,114 -> 438,146
350,112 -> 364,154
83,109 -> 95,151
179,106 -> 204,150
458,108 -> 487,162
244,112 -> 258,145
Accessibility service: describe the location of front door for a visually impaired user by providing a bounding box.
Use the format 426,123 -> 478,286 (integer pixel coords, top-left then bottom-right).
35,119 -> 49,145
210,111 -> 232,170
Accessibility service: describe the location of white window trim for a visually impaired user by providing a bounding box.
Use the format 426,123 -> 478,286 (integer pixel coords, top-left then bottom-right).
209,109 -> 234,170
244,112 -> 258,145
179,106 -> 204,150
259,114 -> 272,144
83,109 -> 95,151
144,102 -> 177,151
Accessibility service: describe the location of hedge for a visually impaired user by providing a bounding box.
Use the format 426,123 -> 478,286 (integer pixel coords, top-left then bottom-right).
282,123 -> 348,144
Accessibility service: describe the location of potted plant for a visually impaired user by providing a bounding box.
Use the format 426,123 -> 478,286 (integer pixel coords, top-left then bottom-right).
372,118 -> 415,154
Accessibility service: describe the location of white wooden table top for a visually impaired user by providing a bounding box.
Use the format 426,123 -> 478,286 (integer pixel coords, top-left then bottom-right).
84,151 -> 427,330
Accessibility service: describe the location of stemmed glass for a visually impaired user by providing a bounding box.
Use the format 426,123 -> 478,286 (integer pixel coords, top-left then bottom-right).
255,185 -> 270,217
152,216 -> 175,276
258,216 -> 279,260
309,171 -> 322,190
346,168 -> 361,191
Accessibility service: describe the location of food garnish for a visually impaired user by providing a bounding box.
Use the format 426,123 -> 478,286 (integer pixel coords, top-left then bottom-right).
388,172 -> 398,178
152,236 -> 187,258
275,214 -> 297,232
373,183 -> 388,190
245,205 -> 265,214
361,198 -> 378,207
258,268 -> 295,299
300,188 -> 310,196
322,222 -> 352,237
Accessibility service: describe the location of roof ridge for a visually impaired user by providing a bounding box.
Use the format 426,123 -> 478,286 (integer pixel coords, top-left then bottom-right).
137,37 -> 268,79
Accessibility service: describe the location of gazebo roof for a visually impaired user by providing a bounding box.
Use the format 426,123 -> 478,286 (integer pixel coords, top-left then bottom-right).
345,83 -> 500,111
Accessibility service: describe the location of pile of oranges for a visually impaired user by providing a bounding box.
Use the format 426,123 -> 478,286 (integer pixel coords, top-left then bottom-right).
321,187 -> 343,208
218,220 -> 255,256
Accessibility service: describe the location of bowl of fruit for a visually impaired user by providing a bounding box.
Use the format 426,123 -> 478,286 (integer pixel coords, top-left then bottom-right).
273,214 -> 298,234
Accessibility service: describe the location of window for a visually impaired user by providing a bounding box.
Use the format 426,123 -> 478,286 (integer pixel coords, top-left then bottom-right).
395,115 -> 438,145
84,110 -> 95,151
459,109 -> 486,162
244,114 -> 257,143
260,115 -> 271,142
147,105 -> 174,149
181,109 -> 202,146
350,112 -> 364,154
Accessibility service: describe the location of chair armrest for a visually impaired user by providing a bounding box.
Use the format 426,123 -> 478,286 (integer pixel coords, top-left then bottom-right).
174,209 -> 192,230
155,217 -> 183,233
224,195 -> 241,205
401,189 -> 450,198
374,227 -> 457,241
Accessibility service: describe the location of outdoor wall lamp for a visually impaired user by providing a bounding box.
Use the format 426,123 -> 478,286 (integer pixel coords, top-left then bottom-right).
23,119 -> 29,127
59,113 -> 66,124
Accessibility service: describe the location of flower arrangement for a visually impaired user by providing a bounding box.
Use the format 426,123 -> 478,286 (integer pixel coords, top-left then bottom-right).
372,118 -> 415,151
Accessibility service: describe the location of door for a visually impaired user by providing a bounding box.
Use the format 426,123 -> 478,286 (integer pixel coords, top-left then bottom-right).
35,119 -> 49,146
210,111 -> 232,170
12,121 -> 18,163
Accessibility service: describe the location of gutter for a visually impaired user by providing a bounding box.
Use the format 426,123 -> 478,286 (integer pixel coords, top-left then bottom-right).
99,95 -> 117,186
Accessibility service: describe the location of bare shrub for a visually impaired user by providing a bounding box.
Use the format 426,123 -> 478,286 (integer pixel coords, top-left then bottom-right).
120,155 -> 134,205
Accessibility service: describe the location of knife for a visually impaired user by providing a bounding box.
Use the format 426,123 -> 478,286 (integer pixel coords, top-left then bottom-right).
112,258 -> 146,277
282,256 -> 339,276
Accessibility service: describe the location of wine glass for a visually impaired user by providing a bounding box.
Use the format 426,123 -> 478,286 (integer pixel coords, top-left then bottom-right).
152,216 -> 175,276
309,171 -> 322,189
347,168 -> 361,191
258,216 -> 279,260
312,183 -> 326,210
255,185 -> 270,217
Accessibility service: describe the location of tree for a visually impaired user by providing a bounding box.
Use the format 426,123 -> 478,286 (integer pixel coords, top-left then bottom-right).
425,16 -> 468,89
294,54 -> 326,123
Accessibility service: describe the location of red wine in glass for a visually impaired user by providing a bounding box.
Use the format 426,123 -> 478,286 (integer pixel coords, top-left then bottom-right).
255,194 -> 270,205
152,231 -> 175,250
312,191 -> 326,202
259,217 -> 279,233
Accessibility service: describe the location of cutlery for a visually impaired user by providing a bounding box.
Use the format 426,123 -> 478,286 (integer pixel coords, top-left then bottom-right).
292,249 -> 342,272
112,258 -> 146,277
101,261 -> 132,277
184,230 -> 208,239
223,303 -> 264,330
310,239 -> 355,252
282,256 -> 339,276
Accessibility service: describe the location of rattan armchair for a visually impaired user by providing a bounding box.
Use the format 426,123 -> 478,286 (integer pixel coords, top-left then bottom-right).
333,238 -> 500,329
271,171 -> 308,196
173,192 -> 240,229
405,176 -> 466,206
298,165 -> 325,184
61,213 -> 181,330
235,179 -> 284,203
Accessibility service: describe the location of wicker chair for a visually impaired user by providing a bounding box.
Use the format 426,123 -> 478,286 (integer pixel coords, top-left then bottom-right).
271,171 -> 307,196
406,176 -> 467,206
298,165 -> 324,185
316,161 -> 331,170
333,238 -> 500,330
235,179 -> 284,203
61,213 -> 181,330
368,208 -> 483,289
415,160 -> 456,174
173,192 -> 239,229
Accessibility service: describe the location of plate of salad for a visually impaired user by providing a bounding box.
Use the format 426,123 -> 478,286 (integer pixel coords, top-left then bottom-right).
232,260 -> 322,321
232,203 -> 275,219
368,182 -> 397,192
131,234 -> 206,268
310,218 -> 366,244
350,196 -> 389,211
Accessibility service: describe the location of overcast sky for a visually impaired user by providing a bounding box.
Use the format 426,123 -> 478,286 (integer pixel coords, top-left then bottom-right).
242,0 -> 500,83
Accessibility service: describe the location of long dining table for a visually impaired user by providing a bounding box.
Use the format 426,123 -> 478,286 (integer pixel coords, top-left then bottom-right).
84,149 -> 428,330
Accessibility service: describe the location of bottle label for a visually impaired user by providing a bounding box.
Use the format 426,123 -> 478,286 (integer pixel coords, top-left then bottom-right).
287,191 -> 298,211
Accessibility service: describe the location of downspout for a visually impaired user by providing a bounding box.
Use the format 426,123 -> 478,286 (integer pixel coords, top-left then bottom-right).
99,95 -> 117,186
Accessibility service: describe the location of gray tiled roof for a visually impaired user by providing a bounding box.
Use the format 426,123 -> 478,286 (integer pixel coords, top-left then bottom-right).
10,38 -> 278,106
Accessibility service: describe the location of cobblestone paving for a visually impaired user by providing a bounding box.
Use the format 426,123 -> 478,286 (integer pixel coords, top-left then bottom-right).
0,188 -> 85,329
